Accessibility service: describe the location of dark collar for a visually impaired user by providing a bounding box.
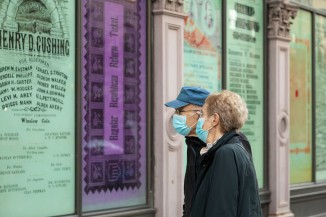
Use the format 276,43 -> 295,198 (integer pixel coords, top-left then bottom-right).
201,130 -> 239,164
185,136 -> 206,147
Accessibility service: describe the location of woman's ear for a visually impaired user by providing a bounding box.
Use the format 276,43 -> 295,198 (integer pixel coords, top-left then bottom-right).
212,113 -> 219,127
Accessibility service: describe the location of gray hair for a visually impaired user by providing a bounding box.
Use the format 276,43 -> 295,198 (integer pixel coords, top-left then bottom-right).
205,90 -> 248,132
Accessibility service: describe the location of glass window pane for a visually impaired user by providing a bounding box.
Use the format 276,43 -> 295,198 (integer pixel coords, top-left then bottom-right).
226,0 -> 264,188
291,0 -> 326,12
291,0 -> 313,7
315,14 -> 326,182
0,0 -> 76,216
183,0 -> 222,92
82,0 -> 148,212
289,9 -> 312,184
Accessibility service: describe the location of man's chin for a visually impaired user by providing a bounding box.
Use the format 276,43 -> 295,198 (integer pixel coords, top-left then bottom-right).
187,132 -> 198,137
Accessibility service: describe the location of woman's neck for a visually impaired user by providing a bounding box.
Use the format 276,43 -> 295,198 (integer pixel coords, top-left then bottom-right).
207,128 -> 224,145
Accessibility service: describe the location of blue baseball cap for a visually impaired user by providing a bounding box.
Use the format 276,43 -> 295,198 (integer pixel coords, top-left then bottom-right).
164,86 -> 210,108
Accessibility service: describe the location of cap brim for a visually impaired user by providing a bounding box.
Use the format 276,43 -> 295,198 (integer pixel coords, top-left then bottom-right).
164,100 -> 189,108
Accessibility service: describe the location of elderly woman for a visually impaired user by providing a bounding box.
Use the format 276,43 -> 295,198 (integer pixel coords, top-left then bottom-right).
190,90 -> 262,217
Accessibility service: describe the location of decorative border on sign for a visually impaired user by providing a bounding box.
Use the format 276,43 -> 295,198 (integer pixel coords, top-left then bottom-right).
83,0 -> 142,193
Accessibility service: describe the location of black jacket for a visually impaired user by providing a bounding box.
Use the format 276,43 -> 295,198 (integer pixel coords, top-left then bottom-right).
190,131 -> 262,217
238,131 -> 252,159
183,137 -> 206,217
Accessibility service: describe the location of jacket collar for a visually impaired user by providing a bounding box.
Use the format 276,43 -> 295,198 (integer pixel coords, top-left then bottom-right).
185,136 -> 206,147
201,130 -> 239,165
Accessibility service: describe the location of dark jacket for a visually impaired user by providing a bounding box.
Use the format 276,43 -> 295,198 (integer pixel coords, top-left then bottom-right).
183,137 -> 206,217
238,132 -> 252,159
190,131 -> 262,217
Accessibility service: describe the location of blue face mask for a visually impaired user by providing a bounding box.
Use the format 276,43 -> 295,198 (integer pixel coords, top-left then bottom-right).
172,114 -> 195,136
196,117 -> 212,143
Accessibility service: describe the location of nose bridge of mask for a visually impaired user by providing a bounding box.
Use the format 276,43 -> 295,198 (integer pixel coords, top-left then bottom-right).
178,111 -> 199,128
173,114 -> 186,123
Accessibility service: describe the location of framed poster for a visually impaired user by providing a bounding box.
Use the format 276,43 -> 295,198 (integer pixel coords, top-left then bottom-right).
82,0 -> 147,211
0,0 -> 76,216
226,0 -> 264,187
183,0 -> 222,92
289,9 -> 312,184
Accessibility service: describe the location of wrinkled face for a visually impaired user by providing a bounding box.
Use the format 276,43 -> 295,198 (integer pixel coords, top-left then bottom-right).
175,104 -> 202,136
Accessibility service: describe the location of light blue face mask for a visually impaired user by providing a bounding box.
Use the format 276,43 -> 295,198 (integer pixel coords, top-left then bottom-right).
172,114 -> 196,136
196,117 -> 212,143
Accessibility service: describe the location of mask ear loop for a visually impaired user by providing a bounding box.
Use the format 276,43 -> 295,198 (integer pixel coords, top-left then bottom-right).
204,115 -> 216,147
199,120 -> 215,155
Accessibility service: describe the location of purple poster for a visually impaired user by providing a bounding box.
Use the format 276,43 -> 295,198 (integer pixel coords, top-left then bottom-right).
82,0 -> 147,211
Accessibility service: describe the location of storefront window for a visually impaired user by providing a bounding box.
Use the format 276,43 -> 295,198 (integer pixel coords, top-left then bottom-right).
291,0 -> 313,7
292,0 -> 326,12
0,0 -> 76,216
182,0 -> 222,174
289,9 -> 312,184
226,0 -> 264,188
183,0 -> 222,92
315,14 -> 326,182
82,0 -> 148,212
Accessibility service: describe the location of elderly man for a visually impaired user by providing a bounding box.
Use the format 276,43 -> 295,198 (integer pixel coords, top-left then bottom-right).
165,86 -> 210,217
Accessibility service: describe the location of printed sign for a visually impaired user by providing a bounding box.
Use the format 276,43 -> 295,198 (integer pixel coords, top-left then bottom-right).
183,0 -> 222,92
226,0 -> 264,187
82,0 -> 147,211
0,0 -> 75,216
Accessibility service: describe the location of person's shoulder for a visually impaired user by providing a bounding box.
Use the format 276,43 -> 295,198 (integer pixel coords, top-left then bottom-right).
215,143 -> 237,157
238,131 -> 248,140
211,143 -> 240,166
216,142 -> 247,157
237,132 -> 253,157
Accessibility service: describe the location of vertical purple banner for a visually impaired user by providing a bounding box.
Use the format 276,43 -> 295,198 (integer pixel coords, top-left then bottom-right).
104,2 -> 124,155
82,0 -> 147,212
